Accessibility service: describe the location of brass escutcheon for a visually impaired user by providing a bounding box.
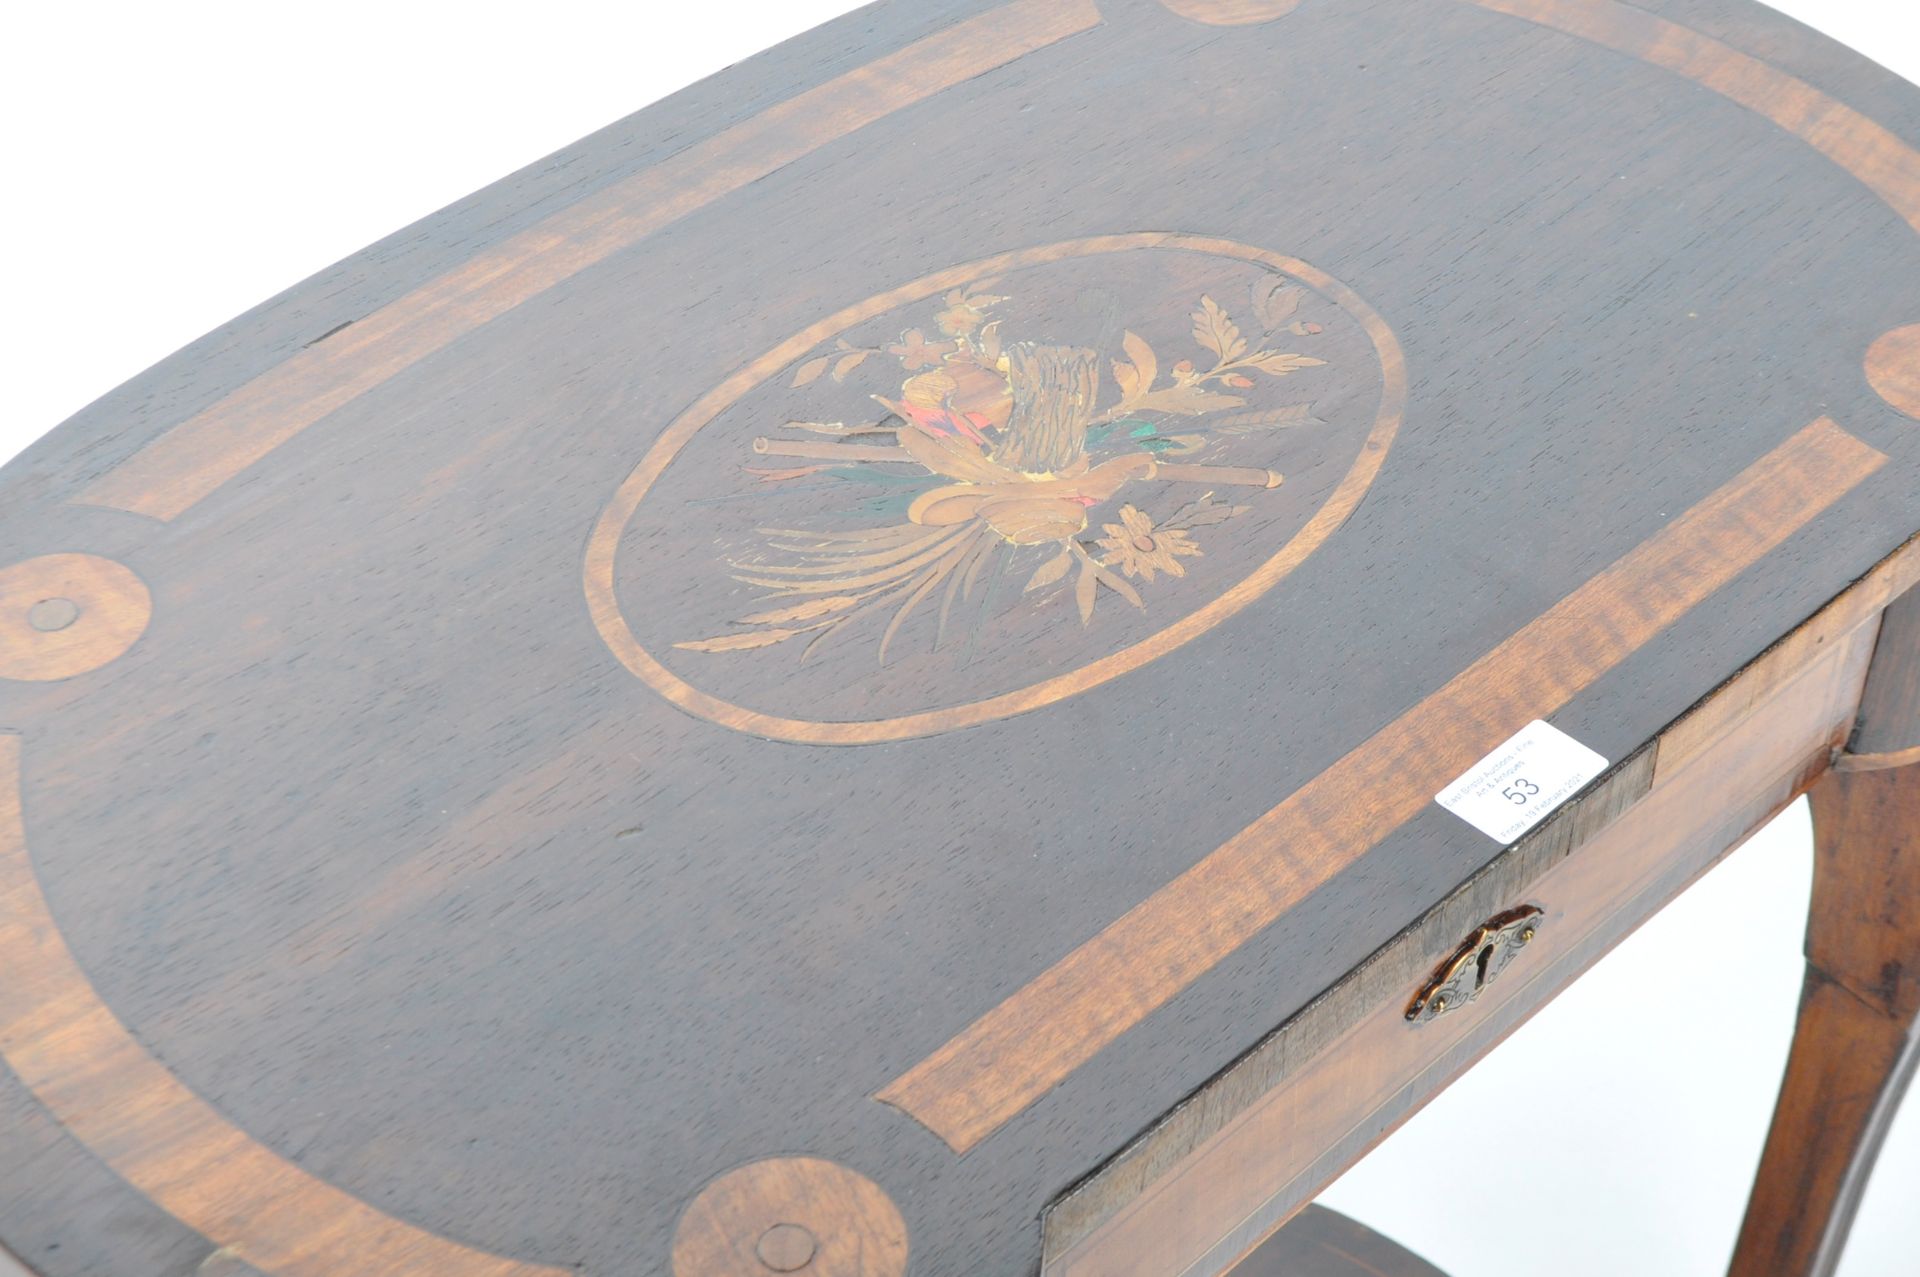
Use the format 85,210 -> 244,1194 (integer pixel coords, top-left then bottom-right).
1407,905 -> 1544,1024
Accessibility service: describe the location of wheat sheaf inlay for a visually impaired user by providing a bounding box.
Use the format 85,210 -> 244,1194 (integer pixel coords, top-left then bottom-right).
586,234 -> 1405,743
678,281 -> 1328,662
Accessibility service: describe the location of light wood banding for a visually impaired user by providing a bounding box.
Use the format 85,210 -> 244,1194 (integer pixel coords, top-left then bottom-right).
585,235 -> 1406,745
1045,530 -> 1920,1270
13,0 -> 1920,1270
1464,0 -> 1920,234
1044,614 -> 1877,1277
73,0 -> 1104,522
881,419 -> 1886,1152
0,736 -> 566,1276
72,0 -> 1920,536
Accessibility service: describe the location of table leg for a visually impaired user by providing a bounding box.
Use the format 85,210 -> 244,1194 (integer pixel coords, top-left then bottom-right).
1726,758 -> 1920,1273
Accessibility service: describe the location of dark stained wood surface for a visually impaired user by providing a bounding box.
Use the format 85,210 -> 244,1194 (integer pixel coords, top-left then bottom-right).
1730,590 -> 1920,1277
1044,580 -> 1885,1274
6,1 -> 1920,1275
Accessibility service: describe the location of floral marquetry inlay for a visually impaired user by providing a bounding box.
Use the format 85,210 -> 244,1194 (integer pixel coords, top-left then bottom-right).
677,283 -> 1317,659
586,234 -> 1405,743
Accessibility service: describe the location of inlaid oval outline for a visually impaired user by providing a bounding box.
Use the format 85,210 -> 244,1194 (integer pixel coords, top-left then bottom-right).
5,7 -> 1920,1277
586,233 -> 1408,745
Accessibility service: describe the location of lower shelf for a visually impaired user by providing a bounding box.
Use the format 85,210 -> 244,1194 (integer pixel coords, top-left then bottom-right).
1231,1205 -> 1447,1277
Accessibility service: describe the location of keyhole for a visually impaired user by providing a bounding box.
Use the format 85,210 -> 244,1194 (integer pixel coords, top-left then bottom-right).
1474,942 -> 1496,989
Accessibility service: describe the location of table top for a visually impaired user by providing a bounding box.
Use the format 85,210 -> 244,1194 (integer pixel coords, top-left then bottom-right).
4,1 -> 1920,1274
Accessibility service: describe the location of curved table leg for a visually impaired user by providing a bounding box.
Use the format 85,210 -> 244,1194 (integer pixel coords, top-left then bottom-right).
1727,764 -> 1920,1277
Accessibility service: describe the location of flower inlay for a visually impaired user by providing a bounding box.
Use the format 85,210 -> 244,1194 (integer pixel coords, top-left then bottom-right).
590,234 -> 1404,741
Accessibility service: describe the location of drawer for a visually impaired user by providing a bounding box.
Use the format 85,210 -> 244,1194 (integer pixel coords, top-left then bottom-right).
1043,597 -> 1883,1277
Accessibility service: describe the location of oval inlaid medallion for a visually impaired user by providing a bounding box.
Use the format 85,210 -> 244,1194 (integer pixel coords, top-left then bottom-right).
587,234 -> 1405,744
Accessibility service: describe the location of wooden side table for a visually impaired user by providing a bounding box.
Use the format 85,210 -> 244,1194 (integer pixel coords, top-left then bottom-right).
3,2 -> 1919,1274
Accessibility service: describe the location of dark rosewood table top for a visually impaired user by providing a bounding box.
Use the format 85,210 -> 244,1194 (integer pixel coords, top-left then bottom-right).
4,1 -> 1920,1274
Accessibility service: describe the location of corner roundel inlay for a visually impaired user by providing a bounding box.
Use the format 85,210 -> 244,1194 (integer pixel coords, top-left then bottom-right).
0,554 -> 152,682
1866,324 -> 1920,421
586,233 -> 1405,744
672,1158 -> 908,1277
1159,0 -> 1307,24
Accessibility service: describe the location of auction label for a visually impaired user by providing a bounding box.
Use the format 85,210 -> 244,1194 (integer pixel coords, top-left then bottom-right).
1437,719 -> 1608,843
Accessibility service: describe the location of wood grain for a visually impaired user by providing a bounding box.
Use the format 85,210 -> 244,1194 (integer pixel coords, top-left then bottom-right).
1730,593 -> 1920,1276
585,235 -> 1407,744
1653,535 -> 1920,782
1849,575 -> 1920,759
1728,766 -> 1920,1277
8,0 -> 1920,1271
1044,529 -> 1920,1264
1045,612 -> 1876,1277
1044,747 -> 1663,1263
97,0 -> 1920,532
882,419 -> 1886,1153
0,736 -> 566,1277
72,0 -> 1104,522
1467,0 -> 1920,234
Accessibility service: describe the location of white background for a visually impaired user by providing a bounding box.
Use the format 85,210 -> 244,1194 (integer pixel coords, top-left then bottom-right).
2,2 -> 1917,1275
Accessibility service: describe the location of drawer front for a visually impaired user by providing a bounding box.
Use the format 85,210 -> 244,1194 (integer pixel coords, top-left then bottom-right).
1043,612 -> 1878,1277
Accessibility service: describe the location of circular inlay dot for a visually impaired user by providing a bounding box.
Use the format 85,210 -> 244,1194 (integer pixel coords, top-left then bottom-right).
672,1157 -> 907,1277
27,598 -> 80,633
756,1223 -> 818,1272
0,554 -> 152,682
1866,324 -> 1920,420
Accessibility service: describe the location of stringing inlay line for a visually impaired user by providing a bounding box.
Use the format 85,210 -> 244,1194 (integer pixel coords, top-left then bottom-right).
0,735 -> 569,1276
1465,0 -> 1920,234
74,0 -> 1104,522
880,419 -> 1886,1152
